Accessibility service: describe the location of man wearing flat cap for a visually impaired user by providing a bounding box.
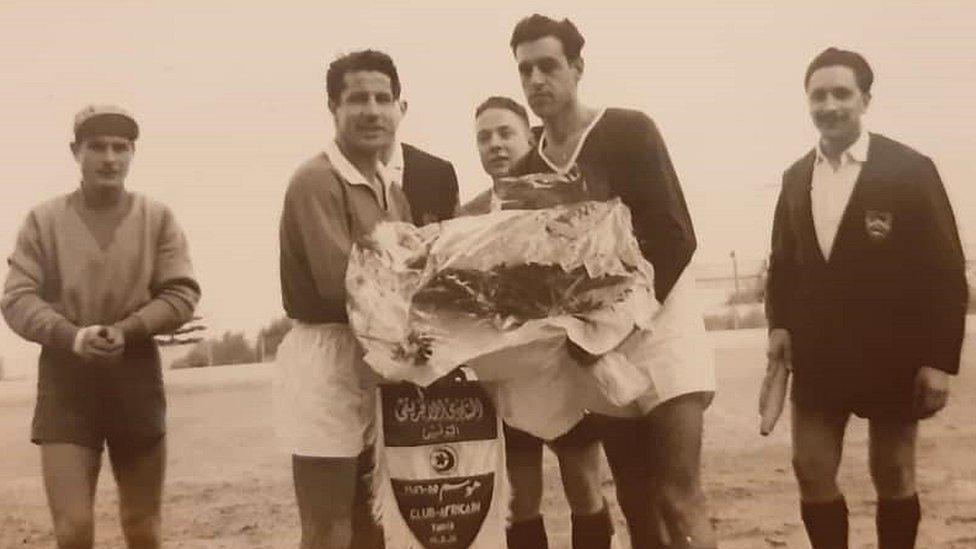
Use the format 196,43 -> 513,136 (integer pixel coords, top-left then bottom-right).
2,105 -> 200,548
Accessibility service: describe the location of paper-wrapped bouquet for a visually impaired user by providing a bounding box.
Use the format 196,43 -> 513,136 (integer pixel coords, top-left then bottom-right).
346,198 -> 658,387
492,169 -> 587,210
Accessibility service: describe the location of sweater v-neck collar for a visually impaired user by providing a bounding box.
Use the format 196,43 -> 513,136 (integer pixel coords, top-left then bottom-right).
69,189 -> 136,252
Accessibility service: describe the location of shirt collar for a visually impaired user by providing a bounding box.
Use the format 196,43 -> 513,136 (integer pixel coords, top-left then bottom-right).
816,130 -> 870,165
379,141 -> 404,185
323,138 -> 390,190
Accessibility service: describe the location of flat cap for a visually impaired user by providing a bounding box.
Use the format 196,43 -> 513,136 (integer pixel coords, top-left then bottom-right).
73,104 -> 139,141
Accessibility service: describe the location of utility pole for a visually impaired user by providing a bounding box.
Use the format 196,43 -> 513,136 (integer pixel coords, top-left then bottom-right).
730,250 -> 740,329
731,249 -> 740,294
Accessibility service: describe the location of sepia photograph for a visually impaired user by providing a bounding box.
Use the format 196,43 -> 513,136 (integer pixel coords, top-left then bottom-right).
1,1 -> 974,547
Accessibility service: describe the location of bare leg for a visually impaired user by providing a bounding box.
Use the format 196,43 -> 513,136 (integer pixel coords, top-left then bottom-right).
792,403 -> 850,549
554,440 -> 605,516
791,405 -> 848,503
504,424 -> 548,548
555,438 -> 613,549
868,420 -> 917,499
109,436 -> 166,549
40,443 -> 102,549
505,426 -> 545,522
351,448 -> 384,549
647,392 -> 717,548
600,414 -> 668,549
292,454 -> 360,549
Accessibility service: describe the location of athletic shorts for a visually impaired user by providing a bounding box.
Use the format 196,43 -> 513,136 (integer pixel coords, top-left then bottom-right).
791,363 -> 919,421
580,269 -> 717,418
502,415 -> 602,456
273,322 -> 377,458
31,341 -> 166,453
492,335 -> 588,441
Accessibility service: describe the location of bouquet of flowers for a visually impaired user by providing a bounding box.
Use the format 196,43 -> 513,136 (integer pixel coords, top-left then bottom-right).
346,198 -> 657,386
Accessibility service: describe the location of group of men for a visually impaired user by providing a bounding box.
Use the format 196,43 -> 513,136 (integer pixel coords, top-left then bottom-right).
2,12 -> 965,549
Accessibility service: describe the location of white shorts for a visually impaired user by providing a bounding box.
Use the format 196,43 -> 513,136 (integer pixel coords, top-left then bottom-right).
491,335 -> 587,441
583,268 -> 717,417
484,270 -> 716,436
273,322 -> 376,458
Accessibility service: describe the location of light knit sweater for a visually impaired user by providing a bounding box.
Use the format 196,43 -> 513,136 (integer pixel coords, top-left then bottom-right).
2,189 -> 200,352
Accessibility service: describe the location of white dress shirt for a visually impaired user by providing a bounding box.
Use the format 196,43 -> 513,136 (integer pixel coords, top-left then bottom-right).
810,132 -> 870,260
381,141 -> 404,187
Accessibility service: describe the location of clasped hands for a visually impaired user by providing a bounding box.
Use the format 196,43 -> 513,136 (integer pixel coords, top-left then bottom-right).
73,325 -> 126,364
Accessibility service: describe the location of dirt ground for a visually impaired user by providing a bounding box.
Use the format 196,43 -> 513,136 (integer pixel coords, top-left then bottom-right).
1,331 -> 974,548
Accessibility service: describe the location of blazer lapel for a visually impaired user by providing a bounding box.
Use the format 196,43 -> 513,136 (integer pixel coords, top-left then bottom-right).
400,144 -> 416,196
400,144 -> 423,225
825,134 -> 880,262
793,150 -> 825,265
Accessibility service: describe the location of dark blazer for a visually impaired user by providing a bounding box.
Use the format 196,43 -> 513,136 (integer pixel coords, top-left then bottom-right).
401,143 -> 459,226
766,133 -> 967,376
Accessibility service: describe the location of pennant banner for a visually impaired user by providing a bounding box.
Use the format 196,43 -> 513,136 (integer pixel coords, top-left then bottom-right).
374,381 -> 508,548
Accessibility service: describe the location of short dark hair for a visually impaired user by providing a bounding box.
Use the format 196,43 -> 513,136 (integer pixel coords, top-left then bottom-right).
804,47 -> 874,93
510,14 -> 585,61
326,49 -> 401,104
474,96 -> 530,126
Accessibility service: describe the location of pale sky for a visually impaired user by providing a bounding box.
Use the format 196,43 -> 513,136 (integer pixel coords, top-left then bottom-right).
2,0 -> 974,371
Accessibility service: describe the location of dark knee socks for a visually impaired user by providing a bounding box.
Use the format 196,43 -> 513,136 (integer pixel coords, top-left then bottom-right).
800,494 -> 921,549
507,509 -> 614,549
801,497 -> 849,549
507,515 -> 548,549
571,505 -> 613,549
877,494 -> 920,549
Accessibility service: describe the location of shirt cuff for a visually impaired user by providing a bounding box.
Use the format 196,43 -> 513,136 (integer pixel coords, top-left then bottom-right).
71,325 -> 98,356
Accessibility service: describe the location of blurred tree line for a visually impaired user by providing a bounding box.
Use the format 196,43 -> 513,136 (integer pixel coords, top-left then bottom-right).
704,261 -> 976,331
164,264 -> 976,349
171,317 -> 292,369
